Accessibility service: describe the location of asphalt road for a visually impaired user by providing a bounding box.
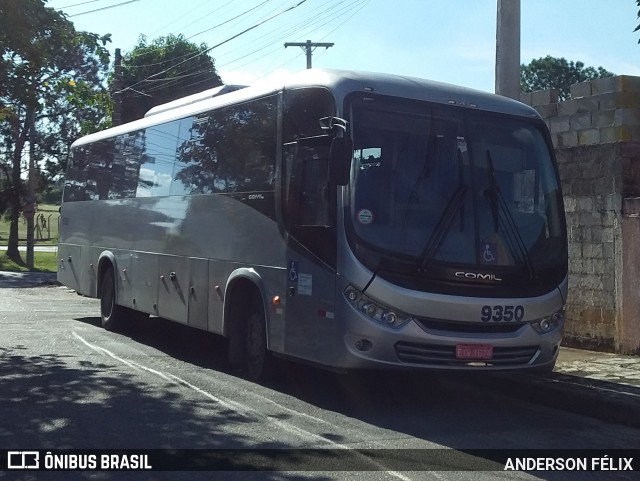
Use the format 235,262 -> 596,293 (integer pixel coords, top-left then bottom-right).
1,285 -> 639,481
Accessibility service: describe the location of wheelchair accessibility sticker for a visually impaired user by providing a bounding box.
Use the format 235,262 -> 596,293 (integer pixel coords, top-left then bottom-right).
288,261 -> 298,281
481,242 -> 497,264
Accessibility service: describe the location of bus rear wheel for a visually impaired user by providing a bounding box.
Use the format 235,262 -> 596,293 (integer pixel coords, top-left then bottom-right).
100,267 -> 126,331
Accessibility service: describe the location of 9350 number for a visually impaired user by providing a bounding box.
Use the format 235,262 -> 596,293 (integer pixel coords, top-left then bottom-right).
481,305 -> 524,322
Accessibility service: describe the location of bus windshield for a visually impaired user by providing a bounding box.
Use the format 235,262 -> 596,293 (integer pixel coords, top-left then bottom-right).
347,93 -> 567,295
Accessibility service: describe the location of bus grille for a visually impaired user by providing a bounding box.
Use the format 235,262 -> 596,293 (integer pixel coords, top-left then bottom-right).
415,318 -> 525,334
395,342 -> 540,367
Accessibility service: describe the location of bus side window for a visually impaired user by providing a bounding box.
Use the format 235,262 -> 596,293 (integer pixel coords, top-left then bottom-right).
173,97 -> 277,195
292,137 -> 331,227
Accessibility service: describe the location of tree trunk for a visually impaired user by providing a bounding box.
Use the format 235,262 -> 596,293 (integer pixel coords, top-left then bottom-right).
6,145 -> 23,263
5,109 -> 32,263
6,205 -> 21,263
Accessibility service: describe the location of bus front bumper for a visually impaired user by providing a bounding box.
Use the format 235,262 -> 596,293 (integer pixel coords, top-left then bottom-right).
337,311 -> 562,372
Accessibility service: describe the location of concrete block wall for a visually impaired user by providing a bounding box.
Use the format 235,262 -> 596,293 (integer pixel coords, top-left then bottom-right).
521,76 -> 640,354
555,144 -> 621,350
522,76 -> 640,150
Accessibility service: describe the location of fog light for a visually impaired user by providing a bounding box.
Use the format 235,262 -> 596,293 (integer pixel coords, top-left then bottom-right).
531,308 -> 564,334
364,303 -> 377,317
383,311 -> 397,326
355,339 -> 372,351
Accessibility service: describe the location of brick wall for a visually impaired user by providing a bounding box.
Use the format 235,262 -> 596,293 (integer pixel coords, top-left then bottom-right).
521,76 -> 640,354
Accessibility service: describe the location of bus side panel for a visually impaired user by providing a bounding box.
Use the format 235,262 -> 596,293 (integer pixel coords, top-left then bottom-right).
257,265 -> 287,354
58,244 -> 102,298
57,243 -> 84,294
207,260 -> 226,335
282,256 -> 337,366
157,254 -> 188,324
188,257 -> 209,330
58,203 -> 94,296
130,251 -> 159,315
115,249 -> 133,309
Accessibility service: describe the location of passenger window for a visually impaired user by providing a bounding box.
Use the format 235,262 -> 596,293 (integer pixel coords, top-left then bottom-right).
174,96 -> 277,195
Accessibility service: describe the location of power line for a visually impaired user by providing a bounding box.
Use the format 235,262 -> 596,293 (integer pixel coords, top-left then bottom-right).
119,0 -> 277,69
120,0 -> 308,94
186,0 -> 274,41
114,0 -> 370,96
221,0 -> 368,76
67,0 -> 143,18
146,0 -> 218,38
56,0 -> 104,9
216,0 -> 353,69
117,0 -> 348,72
318,0 -> 371,41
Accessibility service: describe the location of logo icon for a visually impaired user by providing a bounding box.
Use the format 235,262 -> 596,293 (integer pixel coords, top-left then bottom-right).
7,451 -> 39,469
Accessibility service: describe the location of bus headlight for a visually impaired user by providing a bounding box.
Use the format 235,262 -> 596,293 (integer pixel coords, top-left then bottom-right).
531,309 -> 565,334
344,286 -> 412,328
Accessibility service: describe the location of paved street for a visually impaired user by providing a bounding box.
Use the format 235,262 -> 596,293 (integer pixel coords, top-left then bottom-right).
1,283 -> 639,481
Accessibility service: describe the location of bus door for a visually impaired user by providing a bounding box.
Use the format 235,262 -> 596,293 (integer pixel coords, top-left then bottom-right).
282,134 -> 339,365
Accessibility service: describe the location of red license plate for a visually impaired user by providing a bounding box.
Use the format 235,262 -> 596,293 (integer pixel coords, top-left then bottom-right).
456,344 -> 493,360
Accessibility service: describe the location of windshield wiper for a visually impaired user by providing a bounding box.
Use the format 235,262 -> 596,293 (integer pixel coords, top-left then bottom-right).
419,146 -> 467,272
484,150 -> 536,278
419,184 -> 468,271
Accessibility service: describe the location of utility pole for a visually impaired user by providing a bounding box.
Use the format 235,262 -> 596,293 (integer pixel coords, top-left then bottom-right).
112,48 -> 123,126
495,0 -> 520,100
284,40 -> 334,69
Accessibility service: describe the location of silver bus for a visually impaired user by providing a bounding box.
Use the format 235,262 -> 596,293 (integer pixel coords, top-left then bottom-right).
58,69 -> 568,380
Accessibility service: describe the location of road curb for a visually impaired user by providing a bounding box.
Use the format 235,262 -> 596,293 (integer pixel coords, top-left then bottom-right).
483,372 -> 640,428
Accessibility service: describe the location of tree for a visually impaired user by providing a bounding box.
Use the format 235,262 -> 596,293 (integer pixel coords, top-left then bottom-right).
520,55 -> 614,101
0,0 -> 111,261
116,34 -> 223,123
635,0 -> 640,42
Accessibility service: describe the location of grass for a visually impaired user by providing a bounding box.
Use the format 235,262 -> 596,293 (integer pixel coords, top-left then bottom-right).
0,252 -> 58,273
0,204 -> 60,246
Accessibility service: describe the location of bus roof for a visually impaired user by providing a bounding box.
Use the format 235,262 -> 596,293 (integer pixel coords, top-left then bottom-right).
72,69 -> 540,148
143,84 -> 248,117
281,69 -> 538,118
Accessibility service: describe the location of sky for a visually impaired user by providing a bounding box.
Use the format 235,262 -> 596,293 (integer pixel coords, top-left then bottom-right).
47,0 -> 640,94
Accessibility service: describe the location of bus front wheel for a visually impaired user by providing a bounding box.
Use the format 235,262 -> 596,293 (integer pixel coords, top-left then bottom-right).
100,267 -> 126,331
230,303 -> 272,382
244,312 -> 272,381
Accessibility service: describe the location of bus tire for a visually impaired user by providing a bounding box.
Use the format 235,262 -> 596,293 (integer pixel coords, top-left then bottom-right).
244,311 -> 272,382
100,267 -> 126,331
229,301 -> 272,382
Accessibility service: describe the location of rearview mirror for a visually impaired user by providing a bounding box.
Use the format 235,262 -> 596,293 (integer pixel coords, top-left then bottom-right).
319,116 -> 347,133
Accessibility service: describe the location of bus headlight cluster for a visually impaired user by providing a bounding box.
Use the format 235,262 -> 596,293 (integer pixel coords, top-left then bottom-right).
344,286 -> 412,328
531,309 -> 565,334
